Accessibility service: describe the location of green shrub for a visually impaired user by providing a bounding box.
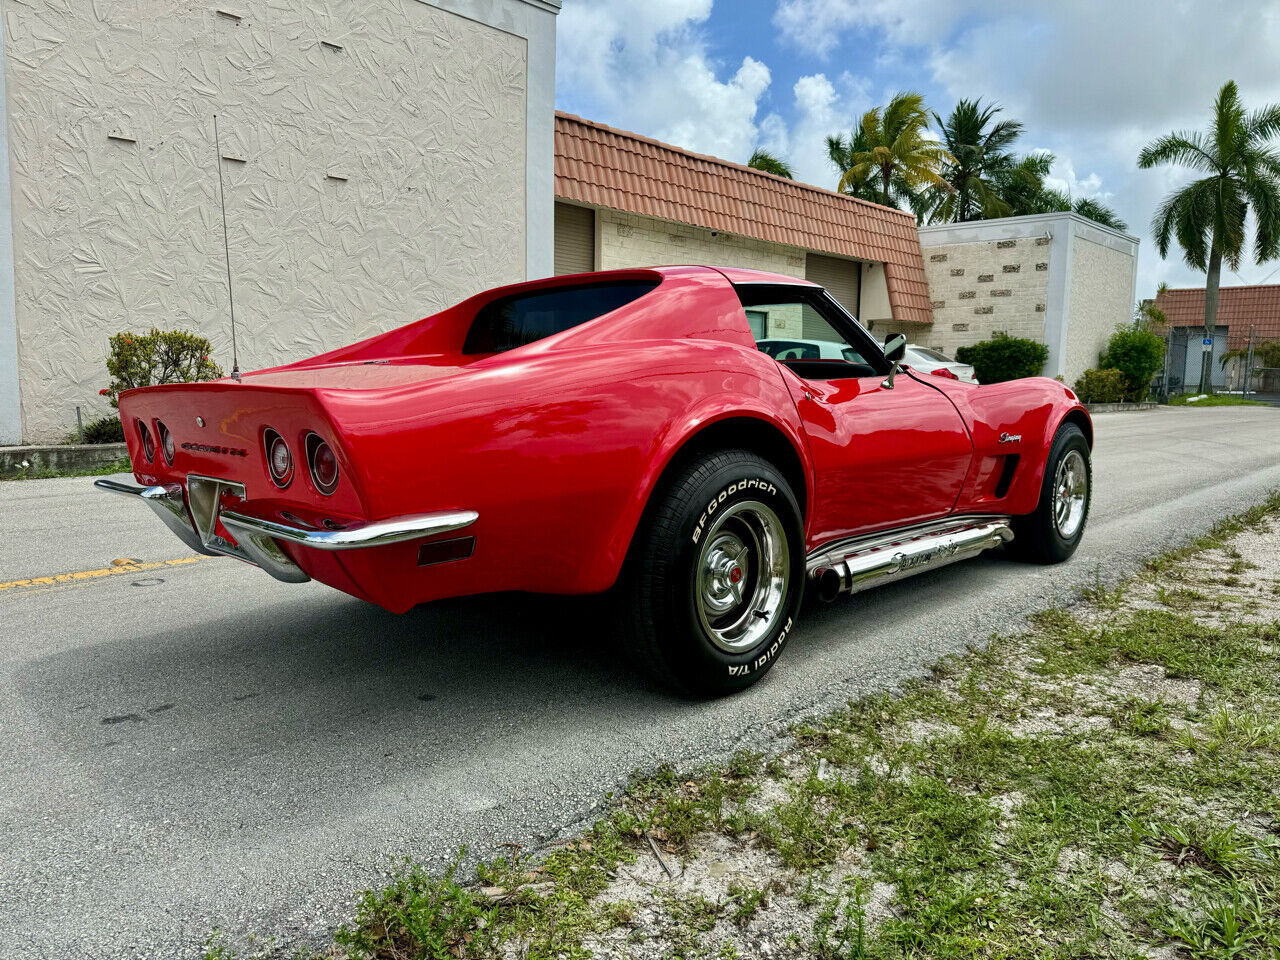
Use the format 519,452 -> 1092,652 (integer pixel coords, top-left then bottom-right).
1098,325 -> 1164,402
1073,367 -> 1126,404
103,328 -> 223,407
954,334 -> 1049,383
82,415 -> 125,444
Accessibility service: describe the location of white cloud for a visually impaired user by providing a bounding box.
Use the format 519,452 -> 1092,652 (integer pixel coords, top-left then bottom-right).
773,0 -> 969,57
557,0 -> 770,163
759,72 -> 872,187
773,0 -> 1280,293
1038,153 -> 1104,202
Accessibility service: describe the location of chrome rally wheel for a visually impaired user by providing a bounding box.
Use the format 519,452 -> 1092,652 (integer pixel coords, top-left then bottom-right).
1052,448 -> 1088,539
695,500 -> 790,654
1009,421 -> 1091,565
620,449 -> 805,697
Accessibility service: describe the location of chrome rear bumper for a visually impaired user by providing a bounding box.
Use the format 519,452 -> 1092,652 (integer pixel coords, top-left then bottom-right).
95,473 -> 478,584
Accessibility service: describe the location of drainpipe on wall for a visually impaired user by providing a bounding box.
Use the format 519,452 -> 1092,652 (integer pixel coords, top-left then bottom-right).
0,13 -> 22,445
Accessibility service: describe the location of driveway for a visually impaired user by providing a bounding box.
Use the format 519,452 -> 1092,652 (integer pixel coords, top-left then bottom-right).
2,406 -> 1279,959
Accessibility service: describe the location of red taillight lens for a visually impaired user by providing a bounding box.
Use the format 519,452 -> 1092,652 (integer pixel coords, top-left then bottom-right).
264,429 -> 292,487
157,421 -> 175,465
930,367 -> 960,380
307,434 -> 339,496
136,420 -> 155,462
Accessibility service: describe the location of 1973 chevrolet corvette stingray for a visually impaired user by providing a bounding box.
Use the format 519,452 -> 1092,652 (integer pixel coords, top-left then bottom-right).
99,265 -> 1091,695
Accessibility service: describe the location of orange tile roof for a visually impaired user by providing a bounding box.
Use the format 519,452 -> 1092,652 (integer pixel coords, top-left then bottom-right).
554,112 -> 935,325
1154,284 -> 1280,340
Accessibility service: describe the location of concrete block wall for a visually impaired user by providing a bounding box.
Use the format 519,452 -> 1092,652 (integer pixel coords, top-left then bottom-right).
915,237 -> 1050,355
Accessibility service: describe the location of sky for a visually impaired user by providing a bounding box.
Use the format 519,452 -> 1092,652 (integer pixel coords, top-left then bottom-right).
554,0 -> 1280,300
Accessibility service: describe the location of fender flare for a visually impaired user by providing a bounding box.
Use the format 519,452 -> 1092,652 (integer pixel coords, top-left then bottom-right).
599,403 -> 814,588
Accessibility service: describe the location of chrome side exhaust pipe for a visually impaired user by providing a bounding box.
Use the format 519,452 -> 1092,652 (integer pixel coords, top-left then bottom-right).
808,516 -> 1013,602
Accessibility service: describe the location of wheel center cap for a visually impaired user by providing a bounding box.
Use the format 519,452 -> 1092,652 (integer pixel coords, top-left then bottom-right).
729,566 -> 743,584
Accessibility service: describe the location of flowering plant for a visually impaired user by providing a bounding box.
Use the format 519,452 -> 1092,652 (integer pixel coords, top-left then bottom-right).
103,328 -> 224,407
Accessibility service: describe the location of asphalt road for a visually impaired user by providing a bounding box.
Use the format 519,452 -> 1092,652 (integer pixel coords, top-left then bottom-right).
2,406 -> 1279,959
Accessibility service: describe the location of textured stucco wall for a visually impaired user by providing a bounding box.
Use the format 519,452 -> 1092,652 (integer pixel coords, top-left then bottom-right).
4,0 -> 530,442
596,209 -> 807,279
1063,227 -> 1139,385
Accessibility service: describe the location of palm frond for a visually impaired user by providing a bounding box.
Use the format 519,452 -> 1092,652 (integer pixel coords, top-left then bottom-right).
1137,132 -> 1219,172
1243,172 -> 1280,263
1073,197 -> 1127,231
746,148 -> 794,179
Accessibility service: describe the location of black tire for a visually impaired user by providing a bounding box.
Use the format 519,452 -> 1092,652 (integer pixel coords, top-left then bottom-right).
621,449 -> 806,697
1009,422 -> 1091,564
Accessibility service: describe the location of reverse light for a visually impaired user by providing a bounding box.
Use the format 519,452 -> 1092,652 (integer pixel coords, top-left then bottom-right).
136,419 -> 155,462
306,433 -> 339,496
156,421 -> 175,465
264,429 -> 293,488
930,367 -> 960,380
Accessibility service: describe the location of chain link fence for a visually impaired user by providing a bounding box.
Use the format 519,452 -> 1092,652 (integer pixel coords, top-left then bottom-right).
1155,324 -> 1280,400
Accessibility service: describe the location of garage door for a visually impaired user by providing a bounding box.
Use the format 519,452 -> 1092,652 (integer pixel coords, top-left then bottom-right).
554,203 -> 595,276
805,253 -> 860,320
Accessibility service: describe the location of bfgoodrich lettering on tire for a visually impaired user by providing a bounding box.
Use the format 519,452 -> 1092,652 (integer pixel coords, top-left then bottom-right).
1009,421 -> 1091,565
622,449 -> 805,696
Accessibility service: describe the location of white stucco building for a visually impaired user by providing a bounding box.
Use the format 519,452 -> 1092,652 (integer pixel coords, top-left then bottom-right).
0,0 -> 560,443
878,212 -> 1140,385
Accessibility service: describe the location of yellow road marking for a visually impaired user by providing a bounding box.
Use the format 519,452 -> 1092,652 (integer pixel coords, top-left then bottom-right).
0,556 -> 204,592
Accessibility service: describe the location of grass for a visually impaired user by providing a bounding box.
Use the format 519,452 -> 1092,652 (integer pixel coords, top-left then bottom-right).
206,492 -> 1280,960
1167,392 -> 1269,406
1,456 -> 129,481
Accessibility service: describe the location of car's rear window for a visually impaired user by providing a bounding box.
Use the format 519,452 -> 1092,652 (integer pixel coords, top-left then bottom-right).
463,280 -> 658,354
909,346 -> 952,362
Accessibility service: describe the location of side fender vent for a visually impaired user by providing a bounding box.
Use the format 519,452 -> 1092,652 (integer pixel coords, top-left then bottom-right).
994,454 -> 1020,499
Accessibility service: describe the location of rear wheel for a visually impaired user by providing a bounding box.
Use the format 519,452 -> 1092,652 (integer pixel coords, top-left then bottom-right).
1009,422 -> 1091,564
621,450 -> 805,697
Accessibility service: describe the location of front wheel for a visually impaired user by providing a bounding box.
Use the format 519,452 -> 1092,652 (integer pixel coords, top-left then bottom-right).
621,450 -> 806,697
1009,422 -> 1091,564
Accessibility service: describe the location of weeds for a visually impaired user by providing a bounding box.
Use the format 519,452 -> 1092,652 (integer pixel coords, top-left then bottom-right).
206,492 -> 1280,960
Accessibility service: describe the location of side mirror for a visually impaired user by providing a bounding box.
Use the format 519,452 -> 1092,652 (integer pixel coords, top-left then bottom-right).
882,334 -> 907,389
883,333 -> 907,364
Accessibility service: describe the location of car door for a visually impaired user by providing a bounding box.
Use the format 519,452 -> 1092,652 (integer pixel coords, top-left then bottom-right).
739,285 -> 973,547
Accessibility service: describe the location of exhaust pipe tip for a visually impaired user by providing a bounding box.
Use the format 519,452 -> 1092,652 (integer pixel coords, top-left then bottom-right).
816,567 -> 844,603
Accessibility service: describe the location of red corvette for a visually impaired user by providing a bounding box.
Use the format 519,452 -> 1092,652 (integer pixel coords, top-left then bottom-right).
99,265 -> 1092,695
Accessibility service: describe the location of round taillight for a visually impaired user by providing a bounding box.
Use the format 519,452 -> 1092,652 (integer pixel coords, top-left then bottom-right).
136,419 -> 155,462
930,367 -> 960,380
157,421 -> 175,465
264,429 -> 292,487
307,434 -> 339,496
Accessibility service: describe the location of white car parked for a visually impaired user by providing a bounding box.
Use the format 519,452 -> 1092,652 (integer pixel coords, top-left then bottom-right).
903,344 -> 978,383
756,338 -> 977,383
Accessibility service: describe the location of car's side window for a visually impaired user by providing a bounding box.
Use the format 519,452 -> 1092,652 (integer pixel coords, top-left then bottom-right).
735,285 -> 884,380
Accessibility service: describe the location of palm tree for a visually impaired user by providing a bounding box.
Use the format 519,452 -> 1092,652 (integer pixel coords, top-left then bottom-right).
747,149 -> 794,179
995,152 -> 1127,230
997,153 -> 1055,216
825,130 -> 881,202
1138,80 -> 1280,393
836,92 -> 950,210
927,99 -> 1022,223
1071,197 -> 1127,232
